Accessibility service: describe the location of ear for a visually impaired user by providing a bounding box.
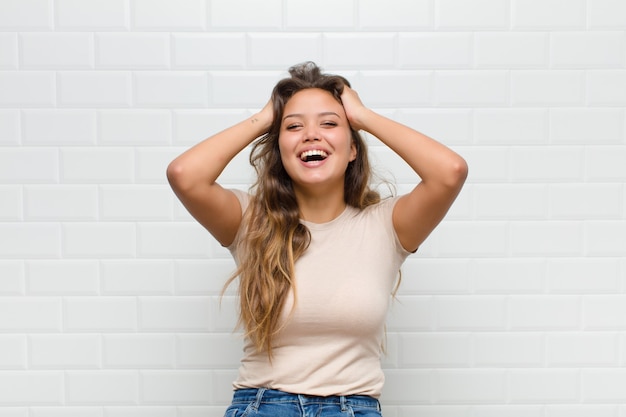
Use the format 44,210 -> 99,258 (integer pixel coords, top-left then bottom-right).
349,141 -> 357,162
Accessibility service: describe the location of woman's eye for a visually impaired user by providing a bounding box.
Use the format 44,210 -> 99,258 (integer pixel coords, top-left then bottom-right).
322,121 -> 337,127
286,124 -> 300,130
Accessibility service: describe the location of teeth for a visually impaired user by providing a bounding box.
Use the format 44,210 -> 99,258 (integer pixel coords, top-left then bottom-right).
300,149 -> 328,161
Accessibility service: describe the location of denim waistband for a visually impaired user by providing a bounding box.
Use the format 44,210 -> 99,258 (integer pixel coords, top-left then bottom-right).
232,388 -> 381,410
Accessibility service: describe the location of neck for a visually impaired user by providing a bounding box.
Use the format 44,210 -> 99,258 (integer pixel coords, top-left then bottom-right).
294,187 -> 347,224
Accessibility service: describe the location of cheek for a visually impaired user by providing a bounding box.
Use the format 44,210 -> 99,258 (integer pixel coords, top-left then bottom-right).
342,132 -> 356,155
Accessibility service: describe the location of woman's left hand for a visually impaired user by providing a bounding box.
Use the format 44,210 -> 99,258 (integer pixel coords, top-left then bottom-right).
340,85 -> 370,131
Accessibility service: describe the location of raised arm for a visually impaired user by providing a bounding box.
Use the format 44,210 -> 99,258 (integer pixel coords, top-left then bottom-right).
341,86 -> 468,252
166,101 -> 273,246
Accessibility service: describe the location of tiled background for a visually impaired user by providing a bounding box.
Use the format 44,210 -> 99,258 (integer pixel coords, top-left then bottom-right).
1,0 -> 625,416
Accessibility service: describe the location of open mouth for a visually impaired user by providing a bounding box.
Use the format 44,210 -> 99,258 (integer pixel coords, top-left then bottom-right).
300,149 -> 328,162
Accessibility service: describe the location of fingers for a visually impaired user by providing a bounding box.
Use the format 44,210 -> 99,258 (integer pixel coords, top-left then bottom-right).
340,86 -> 367,129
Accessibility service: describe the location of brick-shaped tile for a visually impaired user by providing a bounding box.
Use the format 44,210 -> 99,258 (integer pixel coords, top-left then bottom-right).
56,0 -> 128,30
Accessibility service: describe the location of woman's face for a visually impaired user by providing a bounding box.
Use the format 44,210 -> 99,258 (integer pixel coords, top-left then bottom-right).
278,88 -> 356,194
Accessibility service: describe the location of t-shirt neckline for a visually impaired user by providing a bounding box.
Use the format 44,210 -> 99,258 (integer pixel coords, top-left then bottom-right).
299,205 -> 357,230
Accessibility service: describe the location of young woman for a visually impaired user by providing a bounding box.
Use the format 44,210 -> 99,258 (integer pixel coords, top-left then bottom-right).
167,62 -> 467,417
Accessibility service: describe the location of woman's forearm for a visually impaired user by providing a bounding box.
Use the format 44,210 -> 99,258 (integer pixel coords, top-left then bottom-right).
358,109 -> 467,189
167,109 -> 272,193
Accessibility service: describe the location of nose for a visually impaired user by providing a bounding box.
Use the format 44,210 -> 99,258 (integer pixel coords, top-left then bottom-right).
303,125 -> 320,142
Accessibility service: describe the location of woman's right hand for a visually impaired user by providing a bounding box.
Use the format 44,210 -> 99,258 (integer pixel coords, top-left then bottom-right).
253,99 -> 274,133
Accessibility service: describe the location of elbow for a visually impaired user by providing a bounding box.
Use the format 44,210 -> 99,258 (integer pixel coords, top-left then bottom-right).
456,157 -> 469,182
446,157 -> 468,190
166,160 -> 189,192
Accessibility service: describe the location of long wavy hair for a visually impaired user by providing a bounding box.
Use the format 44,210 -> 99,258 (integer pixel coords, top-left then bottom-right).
225,62 -> 381,356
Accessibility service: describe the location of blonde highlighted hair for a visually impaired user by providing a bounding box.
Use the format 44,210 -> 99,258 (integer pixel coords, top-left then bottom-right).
224,62 -> 381,356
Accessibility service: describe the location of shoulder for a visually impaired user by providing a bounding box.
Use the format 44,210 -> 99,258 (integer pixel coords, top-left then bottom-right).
343,196 -> 402,232
359,195 -> 401,218
230,188 -> 251,212
358,196 -> 414,256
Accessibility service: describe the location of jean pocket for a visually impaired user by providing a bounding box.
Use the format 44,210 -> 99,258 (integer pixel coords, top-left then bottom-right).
224,402 -> 254,417
349,405 -> 382,417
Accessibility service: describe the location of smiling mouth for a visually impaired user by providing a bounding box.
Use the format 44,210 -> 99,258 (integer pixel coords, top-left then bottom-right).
300,150 -> 328,162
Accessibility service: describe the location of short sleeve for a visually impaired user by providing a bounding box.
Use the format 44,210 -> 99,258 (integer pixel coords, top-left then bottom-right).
225,189 -> 250,256
366,196 -> 414,259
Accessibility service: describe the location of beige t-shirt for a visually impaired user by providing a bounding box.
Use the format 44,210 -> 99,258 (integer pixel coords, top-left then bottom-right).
227,190 -> 411,398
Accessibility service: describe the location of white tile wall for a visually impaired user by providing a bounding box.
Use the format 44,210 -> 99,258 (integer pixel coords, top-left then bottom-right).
588,0 -> 626,29
437,0 -> 510,30
0,34 -> 19,69
95,34 -> 170,69
1,0 -> 625,415
0,72 -> 55,107
58,72 -> 132,107
20,33 -> 94,69
0,0 -> 53,31
56,0 -> 129,31
512,0 -> 586,29
132,0 -> 206,31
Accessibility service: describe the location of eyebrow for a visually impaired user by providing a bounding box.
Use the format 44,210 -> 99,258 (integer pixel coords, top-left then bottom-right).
283,111 -> 341,121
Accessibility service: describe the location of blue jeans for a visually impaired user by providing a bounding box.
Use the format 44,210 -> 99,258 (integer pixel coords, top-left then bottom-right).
224,388 -> 383,417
